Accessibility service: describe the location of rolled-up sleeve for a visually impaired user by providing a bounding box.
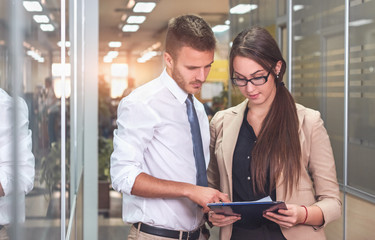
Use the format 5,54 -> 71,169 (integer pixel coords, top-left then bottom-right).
0,96 -> 35,196
110,98 -> 159,195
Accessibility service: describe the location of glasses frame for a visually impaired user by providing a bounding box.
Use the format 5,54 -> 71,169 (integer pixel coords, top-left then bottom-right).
231,69 -> 272,87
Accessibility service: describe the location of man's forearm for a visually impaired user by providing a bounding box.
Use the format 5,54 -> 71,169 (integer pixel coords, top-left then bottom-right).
131,172 -> 194,199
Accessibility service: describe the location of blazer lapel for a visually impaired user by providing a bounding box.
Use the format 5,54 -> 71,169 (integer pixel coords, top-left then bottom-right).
222,100 -> 248,200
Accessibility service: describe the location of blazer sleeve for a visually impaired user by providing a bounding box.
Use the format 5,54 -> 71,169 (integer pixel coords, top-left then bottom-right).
306,110 -> 342,228
207,112 -> 222,191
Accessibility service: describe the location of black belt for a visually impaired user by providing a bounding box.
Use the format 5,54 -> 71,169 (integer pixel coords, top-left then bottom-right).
133,222 -> 201,240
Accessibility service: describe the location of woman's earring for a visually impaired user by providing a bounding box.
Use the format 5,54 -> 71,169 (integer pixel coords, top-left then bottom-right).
276,74 -> 279,79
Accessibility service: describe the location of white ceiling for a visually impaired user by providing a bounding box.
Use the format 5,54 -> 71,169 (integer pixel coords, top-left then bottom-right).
99,0 -> 230,58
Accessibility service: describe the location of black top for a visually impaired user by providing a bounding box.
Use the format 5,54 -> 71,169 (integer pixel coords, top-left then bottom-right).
231,107 -> 285,240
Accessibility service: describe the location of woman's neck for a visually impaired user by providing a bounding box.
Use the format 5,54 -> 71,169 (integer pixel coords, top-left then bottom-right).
246,101 -> 272,136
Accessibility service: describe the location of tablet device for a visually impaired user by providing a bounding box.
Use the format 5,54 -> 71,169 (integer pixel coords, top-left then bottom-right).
207,201 -> 287,225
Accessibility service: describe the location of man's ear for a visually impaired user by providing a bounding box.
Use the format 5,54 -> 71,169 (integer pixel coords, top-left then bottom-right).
164,52 -> 173,69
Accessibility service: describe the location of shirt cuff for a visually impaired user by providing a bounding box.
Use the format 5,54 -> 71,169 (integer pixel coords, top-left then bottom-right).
122,168 -> 143,195
0,173 -> 9,196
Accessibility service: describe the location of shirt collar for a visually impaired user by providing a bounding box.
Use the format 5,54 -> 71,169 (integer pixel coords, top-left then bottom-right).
160,68 -> 188,104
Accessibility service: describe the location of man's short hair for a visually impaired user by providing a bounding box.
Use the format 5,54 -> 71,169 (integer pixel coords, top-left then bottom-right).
165,14 -> 216,58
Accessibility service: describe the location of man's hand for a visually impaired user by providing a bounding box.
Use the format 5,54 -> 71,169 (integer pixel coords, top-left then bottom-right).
208,211 -> 241,227
185,185 -> 230,212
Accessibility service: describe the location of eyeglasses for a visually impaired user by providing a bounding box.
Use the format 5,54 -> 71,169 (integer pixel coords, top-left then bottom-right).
231,69 -> 271,87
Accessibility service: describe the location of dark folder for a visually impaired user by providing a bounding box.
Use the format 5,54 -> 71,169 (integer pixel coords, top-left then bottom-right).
207,201 -> 287,225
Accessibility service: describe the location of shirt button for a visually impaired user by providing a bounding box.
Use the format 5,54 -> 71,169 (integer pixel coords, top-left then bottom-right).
247,176 -> 251,180
247,156 -> 250,159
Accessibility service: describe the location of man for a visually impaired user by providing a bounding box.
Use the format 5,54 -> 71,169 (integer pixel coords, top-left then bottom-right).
0,88 -> 35,240
110,15 -> 228,240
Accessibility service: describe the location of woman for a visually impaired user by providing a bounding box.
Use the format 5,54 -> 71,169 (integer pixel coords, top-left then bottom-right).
207,27 -> 341,240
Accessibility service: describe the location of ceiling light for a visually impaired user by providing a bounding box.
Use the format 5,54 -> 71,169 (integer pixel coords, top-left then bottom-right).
212,25 -> 230,33
293,5 -> 304,12
133,2 -> 156,13
33,15 -> 49,23
23,1 -> 43,12
109,41 -> 122,48
57,41 -> 71,47
122,24 -> 140,32
40,24 -> 55,32
230,4 -> 257,14
107,51 -> 119,58
127,16 -> 146,24
349,19 -> 374,27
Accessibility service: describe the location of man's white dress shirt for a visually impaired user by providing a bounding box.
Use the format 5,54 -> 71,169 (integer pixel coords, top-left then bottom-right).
0,88 -> 35,225
110,69 -> 210,231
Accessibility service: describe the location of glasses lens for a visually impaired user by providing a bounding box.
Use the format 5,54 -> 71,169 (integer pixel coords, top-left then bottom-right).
251,77 -> 267,86
233,78 -> 247,86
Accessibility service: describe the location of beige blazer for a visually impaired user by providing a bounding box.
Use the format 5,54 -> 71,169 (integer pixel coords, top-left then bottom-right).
207,100 -> 342,240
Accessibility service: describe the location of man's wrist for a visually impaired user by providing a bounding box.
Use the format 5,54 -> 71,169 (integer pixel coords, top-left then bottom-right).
0,183 -> 5,197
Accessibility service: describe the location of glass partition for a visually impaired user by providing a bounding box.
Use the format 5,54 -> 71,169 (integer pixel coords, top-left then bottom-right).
0,1 -> 70,239
291,0 -> 345,183
347,0 -> 375,196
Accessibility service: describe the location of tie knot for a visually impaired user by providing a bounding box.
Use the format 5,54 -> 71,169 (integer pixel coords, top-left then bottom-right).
186,94 -> 193,104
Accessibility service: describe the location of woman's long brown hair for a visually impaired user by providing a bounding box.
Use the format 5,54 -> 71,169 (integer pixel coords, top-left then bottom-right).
230,27 -> 301,197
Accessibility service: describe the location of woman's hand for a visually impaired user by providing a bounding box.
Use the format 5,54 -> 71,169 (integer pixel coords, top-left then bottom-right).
208,211 -> 241,227
263,204 -> 306,228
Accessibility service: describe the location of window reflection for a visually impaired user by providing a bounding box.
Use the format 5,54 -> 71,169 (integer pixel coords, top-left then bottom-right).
0,88 -> 35,239
0,0 -> 68,239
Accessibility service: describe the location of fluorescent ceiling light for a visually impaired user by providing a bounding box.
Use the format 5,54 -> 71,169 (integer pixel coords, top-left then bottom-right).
109,41 -> 122,48
133,2 -> 156,13
212,25 -> 230,33
127,16 -> 146,24
230,4 -> 257,14
349,19 -> 374,27
293,5 -> 304,12
122,24 -> 140,32
107,51 -> 119,58
40,24 -> 55,32
33,15 -> 49,23
57,41 -> 71,47
23,1 -> 43,12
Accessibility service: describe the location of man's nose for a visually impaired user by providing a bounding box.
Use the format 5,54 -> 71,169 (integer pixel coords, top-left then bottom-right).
196,68 -> 206,81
